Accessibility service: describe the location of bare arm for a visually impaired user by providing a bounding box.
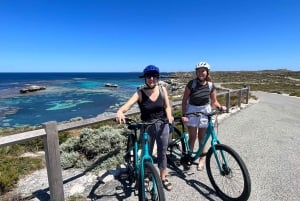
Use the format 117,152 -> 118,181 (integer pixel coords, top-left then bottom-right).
181,86 -> 190,122
116,91 -> 140,124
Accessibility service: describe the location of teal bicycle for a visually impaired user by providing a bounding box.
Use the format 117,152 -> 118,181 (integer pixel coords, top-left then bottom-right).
123,118 -> 166,201
167,110 -> 251,201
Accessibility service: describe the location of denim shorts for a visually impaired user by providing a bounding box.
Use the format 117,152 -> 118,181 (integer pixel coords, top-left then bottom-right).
185,104 -> 211,128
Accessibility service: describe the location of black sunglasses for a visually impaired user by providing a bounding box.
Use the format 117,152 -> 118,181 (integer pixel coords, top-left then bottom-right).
145,74 -> 159,78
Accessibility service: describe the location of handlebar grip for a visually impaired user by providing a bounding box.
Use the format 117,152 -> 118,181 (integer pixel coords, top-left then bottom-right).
169,123 -> 174,133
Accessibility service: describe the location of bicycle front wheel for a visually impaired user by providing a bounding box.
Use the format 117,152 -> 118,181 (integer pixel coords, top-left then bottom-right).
206,144 -> 251,201
138,161 -> 165,201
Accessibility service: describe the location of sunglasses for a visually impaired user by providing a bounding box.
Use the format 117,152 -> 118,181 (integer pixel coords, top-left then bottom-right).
145,74 -> 159,78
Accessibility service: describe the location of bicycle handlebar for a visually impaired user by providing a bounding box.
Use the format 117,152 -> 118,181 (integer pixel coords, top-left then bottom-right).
124,118 -> 168,131
186,108 -> 225,117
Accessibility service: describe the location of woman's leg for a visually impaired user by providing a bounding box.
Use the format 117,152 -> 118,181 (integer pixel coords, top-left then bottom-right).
188,126 -> 198,150
156,124 -> 169,178
157,124 -> 172,190
147,129 -> 156,156
197,127 -> 207,170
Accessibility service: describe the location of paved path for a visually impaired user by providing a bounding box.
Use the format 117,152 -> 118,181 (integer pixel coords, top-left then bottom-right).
220,92 -> 300,201
87,92 -> 300,201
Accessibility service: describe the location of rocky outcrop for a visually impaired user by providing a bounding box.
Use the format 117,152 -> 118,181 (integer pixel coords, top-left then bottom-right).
104,83 -> 118,88
20,85 -> 46,94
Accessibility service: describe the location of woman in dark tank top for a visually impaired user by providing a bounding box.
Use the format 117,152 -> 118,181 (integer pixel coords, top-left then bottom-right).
138,89 -> 167,121
116,65 -> 174,191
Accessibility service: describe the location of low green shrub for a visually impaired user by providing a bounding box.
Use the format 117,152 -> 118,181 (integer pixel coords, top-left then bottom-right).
60,125 -> 127,172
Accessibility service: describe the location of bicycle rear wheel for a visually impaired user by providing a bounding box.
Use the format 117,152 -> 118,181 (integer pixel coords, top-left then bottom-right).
206,144 -> 251,201
167,126 -> 186,167
138,161 -> 165,201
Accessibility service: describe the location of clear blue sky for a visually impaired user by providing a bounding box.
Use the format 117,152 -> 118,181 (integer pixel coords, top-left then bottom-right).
0,0 -> 299,72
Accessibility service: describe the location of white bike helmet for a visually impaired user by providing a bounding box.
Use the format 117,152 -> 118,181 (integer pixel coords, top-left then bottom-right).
195,61 -> 210,70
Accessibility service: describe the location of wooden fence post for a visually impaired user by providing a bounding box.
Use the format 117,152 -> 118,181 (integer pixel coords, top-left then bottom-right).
226,90 -> 230,113
43,121 -> 65,201
238,89 -> 242,107
246,85 -> 250,104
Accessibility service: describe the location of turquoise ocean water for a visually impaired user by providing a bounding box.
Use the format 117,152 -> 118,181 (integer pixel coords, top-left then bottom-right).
0,72 -> 169,128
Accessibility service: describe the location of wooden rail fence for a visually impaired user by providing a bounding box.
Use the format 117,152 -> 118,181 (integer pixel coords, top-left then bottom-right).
0,87 -> 250,200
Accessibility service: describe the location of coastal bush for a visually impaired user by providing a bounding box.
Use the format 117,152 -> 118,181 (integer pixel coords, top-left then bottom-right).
60,151 -> 81,169
60,125 -> 127,172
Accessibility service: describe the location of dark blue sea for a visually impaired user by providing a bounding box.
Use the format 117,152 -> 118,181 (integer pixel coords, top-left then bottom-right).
0,72 -> 169,128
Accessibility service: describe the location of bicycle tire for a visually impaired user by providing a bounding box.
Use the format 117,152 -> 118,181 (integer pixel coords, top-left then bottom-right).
125,134 -> 136,183
138,161 -> 166,201
206,144 -> 251,201
167,126 -> 186,167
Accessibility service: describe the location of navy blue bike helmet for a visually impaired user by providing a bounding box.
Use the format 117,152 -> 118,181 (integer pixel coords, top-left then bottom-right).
139,65 -> 160,78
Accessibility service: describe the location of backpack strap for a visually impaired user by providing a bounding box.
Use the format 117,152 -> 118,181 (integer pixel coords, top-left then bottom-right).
191,79 -> 197,93
208,81 -> 213,93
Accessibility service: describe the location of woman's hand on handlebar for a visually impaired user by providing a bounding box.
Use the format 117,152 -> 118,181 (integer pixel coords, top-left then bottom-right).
181,116 -> 189,123
168,116 -> 174,124
116,111 -> 126,124
217,105 -> 227,112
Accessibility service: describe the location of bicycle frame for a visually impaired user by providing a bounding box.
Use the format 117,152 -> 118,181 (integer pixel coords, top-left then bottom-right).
139,131 -> 154,178
176,112 -> 229,173
129,128 -> 154,179
125,119 -> 165,200
168,112 -> 251,201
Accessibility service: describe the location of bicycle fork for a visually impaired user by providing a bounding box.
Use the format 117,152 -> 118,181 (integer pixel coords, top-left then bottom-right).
210,129 -> 230,175
139,132 -> 155,196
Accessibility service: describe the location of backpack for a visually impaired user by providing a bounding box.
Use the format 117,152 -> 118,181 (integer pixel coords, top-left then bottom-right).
191,79 -> 213,93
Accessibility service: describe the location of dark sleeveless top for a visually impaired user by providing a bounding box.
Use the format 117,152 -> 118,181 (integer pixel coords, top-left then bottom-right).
138,89 -> 167,122
187,80 -> 215,106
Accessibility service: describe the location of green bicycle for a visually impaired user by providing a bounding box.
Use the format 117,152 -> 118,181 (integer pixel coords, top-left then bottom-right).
124,118 -> 166,201
167,110 -> 251,201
